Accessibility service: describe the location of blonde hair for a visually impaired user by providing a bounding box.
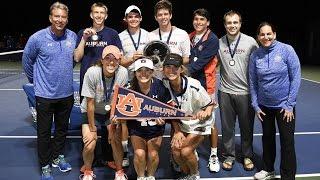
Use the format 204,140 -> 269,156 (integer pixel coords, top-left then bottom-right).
91,2 -> 108,13
180,65 -> 189,77
50,2 -> 69,15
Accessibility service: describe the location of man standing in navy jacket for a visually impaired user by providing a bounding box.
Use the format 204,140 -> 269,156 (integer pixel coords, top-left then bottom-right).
187,8 -> 220,173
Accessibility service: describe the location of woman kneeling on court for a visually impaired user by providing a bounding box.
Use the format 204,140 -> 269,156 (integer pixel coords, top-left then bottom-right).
80,45 -> 129,180
162,53 -> 217,180
126,57 -> 171,180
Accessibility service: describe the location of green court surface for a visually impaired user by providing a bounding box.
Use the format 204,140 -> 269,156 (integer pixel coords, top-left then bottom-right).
300,65 -> 320,82
297,177 -> 320,180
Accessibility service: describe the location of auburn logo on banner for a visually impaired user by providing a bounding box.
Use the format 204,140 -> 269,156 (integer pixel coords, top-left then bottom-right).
110,85 -> 193,120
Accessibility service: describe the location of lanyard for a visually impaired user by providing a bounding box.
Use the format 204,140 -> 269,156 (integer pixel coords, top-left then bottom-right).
101,68 -> 115,102
169,76 -> 188,109
159,27 -> 173,44
127,29 -> 141,51
191,29 -> 208,47
226,34 -> 241,59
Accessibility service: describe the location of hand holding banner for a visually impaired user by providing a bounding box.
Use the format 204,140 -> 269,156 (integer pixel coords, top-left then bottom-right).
110,85 -> 193,120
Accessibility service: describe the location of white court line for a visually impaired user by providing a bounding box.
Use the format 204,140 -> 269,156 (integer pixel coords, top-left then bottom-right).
0,89 -> 23,91
198,173 -> 320,179
302,77 -> 320,84
0,78 -> 317,92
1,131 -> 320,139
0,50 -> 23,55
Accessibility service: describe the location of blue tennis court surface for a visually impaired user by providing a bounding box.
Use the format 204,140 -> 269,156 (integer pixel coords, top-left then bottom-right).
0,73 -> 319,179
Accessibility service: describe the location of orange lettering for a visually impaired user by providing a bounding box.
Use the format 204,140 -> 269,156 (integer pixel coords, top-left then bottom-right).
116,93 -> 144,117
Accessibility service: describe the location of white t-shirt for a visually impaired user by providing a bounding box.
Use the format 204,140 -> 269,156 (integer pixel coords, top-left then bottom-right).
163,76 -> 214,135
80,65 -> 128,114
218,33 -> 259,94
119,28 -> 150,78
149,26 -> 190,58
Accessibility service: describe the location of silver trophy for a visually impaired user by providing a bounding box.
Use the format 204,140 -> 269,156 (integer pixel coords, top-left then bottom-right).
143,40 -> 170,79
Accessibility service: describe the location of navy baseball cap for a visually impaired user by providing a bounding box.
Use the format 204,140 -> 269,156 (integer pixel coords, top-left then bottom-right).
163,53 -> 183,67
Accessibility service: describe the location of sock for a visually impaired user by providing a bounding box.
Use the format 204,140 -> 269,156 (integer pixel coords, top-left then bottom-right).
192,171 -> 200,177
210,147 -> 217,156
122,140 -> 128,152
146,176 -> 155,180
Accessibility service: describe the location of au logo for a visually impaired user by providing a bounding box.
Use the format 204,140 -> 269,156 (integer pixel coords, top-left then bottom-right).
116,93 -> 144,116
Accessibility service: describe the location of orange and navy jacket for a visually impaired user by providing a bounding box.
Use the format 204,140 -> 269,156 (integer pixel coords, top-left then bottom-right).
187,29 -> 219,94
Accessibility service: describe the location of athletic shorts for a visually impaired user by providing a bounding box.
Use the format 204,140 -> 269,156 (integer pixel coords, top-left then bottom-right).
81,113 -> 110,126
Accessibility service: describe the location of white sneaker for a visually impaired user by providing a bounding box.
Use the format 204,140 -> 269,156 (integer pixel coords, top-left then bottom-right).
194,149 -> 199,161
122,157 -> 129,167
145,176 -> 155,180
178,174 -> 200,180
114,169 -> 128,180
208,155 -> 220,172
254,170 -> 275,180
79,170 -> 96,180
194,175 -> 200,180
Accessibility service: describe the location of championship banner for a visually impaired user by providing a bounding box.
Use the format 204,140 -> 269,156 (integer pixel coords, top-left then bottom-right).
110,85 -> 193,120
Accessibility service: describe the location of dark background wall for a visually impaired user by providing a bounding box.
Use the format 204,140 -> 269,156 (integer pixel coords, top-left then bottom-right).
1,0 -> 319,65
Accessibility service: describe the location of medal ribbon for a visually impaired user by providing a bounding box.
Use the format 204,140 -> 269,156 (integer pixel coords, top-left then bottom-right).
159,27 -> 173,45
127,29 -> 141,51
226,34 -> 241,59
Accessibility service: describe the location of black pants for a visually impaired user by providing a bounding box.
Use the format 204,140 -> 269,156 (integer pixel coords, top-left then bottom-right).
260,106 -> 296,180
218,91 -> 255,161
36,95 -> 74,167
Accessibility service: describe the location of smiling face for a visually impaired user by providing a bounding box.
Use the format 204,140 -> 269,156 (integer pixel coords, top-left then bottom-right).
155,9 -> 172,28
163,64 -> 182,82
90,6 -> 107,26
135,67 -> 153,84
49,8 -> 68,33
125,11 -> 142,29
224,14 -> 241,37
257,24 -> 276,47
193,14 -> 209,34
101,54 -> 120,76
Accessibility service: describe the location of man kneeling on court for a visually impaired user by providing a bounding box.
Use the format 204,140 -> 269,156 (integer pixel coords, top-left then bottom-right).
79,45 -> 129,180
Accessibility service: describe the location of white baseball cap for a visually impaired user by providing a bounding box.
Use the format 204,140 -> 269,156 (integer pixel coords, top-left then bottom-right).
134,58 -> 154,71
125,5 -> 141,17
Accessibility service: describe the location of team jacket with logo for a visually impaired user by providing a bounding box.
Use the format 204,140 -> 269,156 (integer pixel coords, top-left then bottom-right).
188,29 -> 219,94
249,40 -> 301,112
